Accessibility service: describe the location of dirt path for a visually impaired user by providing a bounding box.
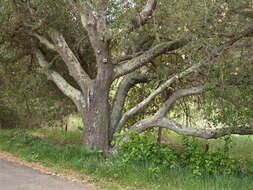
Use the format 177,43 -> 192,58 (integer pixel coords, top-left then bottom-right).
0,151 -> 97,190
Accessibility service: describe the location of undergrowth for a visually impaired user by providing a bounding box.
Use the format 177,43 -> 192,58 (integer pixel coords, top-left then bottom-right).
113,131 -> 246,176
0,129 -> 252,190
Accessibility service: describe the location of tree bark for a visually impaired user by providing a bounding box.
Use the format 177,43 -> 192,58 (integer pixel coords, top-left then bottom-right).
157,127 -> 162,143
81,77 -> 112,155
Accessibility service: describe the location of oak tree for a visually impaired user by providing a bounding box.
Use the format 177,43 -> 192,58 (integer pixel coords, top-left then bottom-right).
1,0 -> 253,154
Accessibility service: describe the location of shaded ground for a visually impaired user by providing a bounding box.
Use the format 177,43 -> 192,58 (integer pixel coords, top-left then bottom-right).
0,159 -> 97,190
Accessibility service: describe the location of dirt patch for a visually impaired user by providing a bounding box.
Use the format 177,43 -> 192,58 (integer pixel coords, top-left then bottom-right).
0,150 -> 97,189
30,133 -> 46,139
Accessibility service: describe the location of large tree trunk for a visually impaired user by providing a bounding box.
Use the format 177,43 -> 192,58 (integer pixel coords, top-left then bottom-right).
81,79 -> 111,155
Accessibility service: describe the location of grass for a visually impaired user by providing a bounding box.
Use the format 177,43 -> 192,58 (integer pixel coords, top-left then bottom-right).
229,135 -> 253,160
0,128 -> 253,190
30,128 -> 83,145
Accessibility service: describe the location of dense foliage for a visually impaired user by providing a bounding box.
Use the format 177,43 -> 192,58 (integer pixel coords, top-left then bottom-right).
0,60 -> 76,128
113,131 -> 243,176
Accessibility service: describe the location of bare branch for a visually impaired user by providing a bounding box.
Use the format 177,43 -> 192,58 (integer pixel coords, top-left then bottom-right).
110,72 -> 150,138
70,0 -> 109,71
115,80 -> 202,134
155,86 -> 204,117
130,0 -> 157,32
71,0 -> 96,30
112,52 -> 142,65
30,30 -> 91,84
47,28 -> 90,84
115,117 -> 253,146
116,110 -> 253,147
115,85 -> 204,134
112,37 -> 155,65
30,32 -> 56,51
114,38 -> 189,78
132,117 -> 253,139
34,48 -> 85,109
70,0 -> 108,39
115,26 -> 253,132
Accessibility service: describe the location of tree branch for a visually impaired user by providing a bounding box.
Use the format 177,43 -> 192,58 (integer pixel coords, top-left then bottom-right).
30,32 -> 56,51
31,30 -> 90,84
110,72 -> 150,138
113,38 -> 189,78
115,26 -> 253,133
111,52 -> 143,65
34,48 -> 85,109
130,0 -> 157,32
70,0 -> 107,47
116,107 -> 253,147
70,0 -> 96,30
115,85 -> 204,134
132,117 -> 253,139
47,28 -> 90,84
155,86 -> 204,117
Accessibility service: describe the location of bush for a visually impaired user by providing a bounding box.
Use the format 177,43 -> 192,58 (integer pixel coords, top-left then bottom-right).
180,134 -> 240,176
113,131 -> 179,169
113,131 -> 242,176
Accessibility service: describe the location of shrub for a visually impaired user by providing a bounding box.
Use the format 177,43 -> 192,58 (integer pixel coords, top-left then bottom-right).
180,134 -> 240,176
113,131 -> 179,168
113,131 -> 242,176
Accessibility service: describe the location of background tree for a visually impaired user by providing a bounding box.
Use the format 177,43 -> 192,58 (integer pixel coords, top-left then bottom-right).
1,0 -> 253,155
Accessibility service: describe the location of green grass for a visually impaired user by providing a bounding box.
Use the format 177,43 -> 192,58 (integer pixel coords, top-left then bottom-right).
30,128 -> 83,145
0,128 -> 253,190
230,135 -> 253,160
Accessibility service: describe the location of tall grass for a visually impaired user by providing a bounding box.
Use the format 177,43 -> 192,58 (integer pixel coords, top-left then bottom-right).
31,128 -> 83,145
